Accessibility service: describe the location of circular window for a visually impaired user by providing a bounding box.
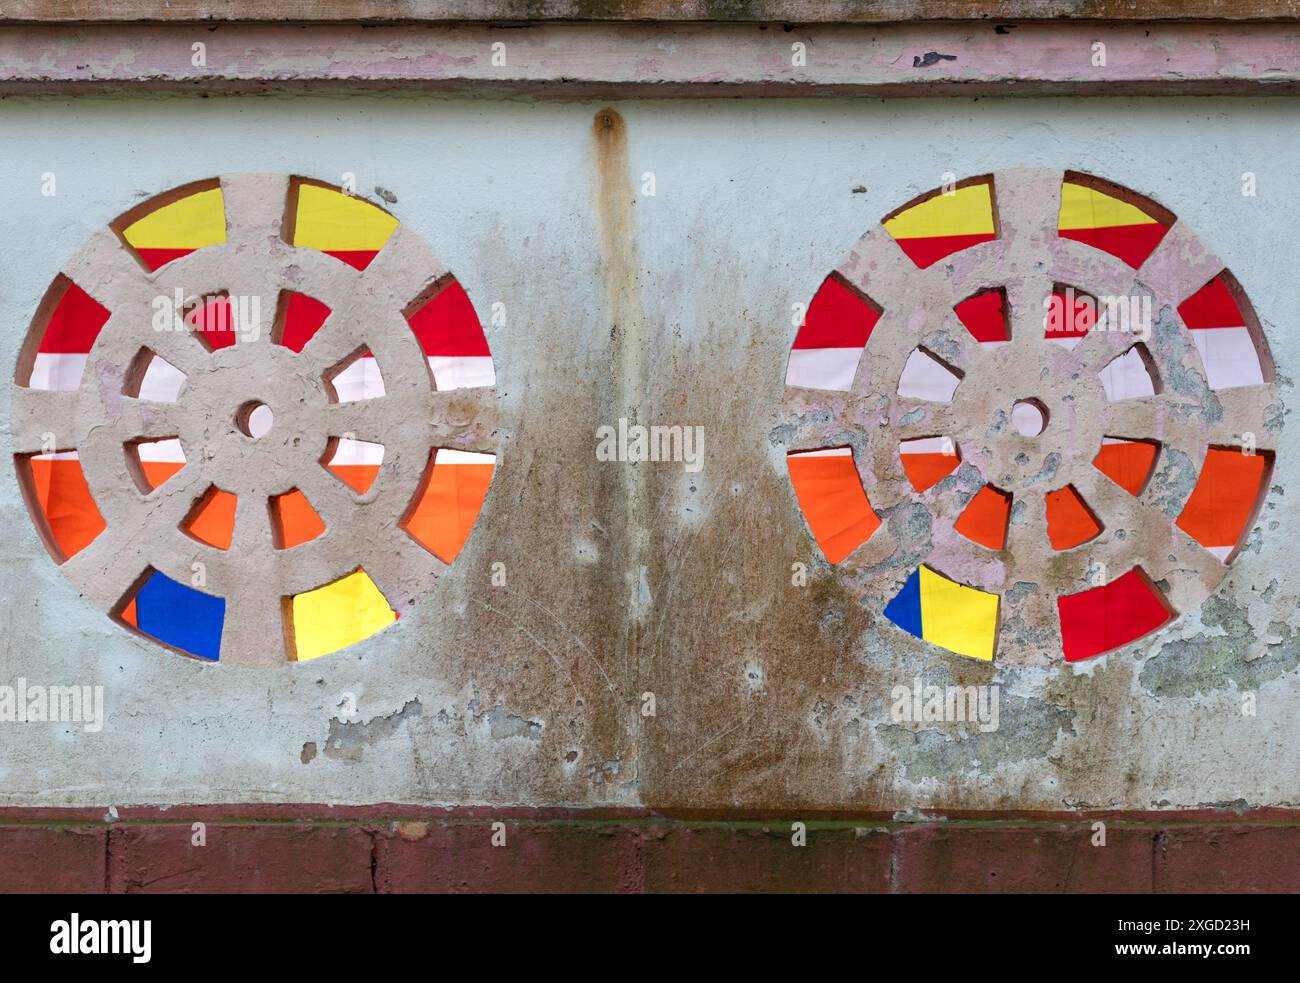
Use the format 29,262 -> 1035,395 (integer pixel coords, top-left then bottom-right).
12,174 -> 500,666
781,169 -> 1278,665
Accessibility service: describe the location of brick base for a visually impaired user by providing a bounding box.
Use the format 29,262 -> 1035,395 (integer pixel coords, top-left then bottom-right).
1,808 -> 1296,893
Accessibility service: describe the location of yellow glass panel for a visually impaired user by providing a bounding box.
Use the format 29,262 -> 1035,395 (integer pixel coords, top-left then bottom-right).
1058,182 -> 1160,231
919,565 -> 999,662
290,569 -> 396,661
122,188 -> 226,249
883,183 -> 994,239
292,184 -> 399,252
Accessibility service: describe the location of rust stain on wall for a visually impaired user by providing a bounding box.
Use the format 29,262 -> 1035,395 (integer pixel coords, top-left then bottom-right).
592,105 -> 651,650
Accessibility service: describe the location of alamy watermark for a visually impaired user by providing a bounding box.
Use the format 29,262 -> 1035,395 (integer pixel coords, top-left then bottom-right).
50,914 -> 150,963
152,289 -> 263,344
596,418 -> 704,472
891,676 -> 1000,733
1044,287 -> 1152,343
0,678 -> 103,733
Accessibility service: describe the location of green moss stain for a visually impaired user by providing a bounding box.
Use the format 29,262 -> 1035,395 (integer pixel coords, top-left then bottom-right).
1140,595 -> 1300,697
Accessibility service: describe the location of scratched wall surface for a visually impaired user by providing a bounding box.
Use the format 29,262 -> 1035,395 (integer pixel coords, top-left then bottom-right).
0,93 -> 1295,810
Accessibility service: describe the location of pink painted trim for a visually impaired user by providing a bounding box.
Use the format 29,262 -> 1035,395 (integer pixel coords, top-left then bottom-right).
3,0 -> 1298,24
3,22 -> 1300,95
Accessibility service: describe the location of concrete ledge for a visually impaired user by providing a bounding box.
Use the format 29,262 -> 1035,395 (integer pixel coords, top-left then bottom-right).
3,1 -> 1300,25
2,809 -> 1297,893
4,21 -> 1300,96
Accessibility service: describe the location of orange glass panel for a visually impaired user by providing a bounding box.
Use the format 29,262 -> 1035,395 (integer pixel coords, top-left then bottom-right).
1093,438 -> 1159,496
786,448 -> 881,564
271,489 -> 327,549
1045,485 -> 1102,550
402,450 -> 495,563
954,485 -> 1011,550
1176,448 -> 1271,560
182,488 -> 237,550
23,453 -> 106,560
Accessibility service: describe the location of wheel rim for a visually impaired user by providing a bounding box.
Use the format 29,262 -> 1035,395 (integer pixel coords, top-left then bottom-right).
781,167 -> 1278,665
12,173 -> 500,667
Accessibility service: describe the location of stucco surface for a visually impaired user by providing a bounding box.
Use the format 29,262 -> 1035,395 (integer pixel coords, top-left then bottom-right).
0,93 -> 1295,810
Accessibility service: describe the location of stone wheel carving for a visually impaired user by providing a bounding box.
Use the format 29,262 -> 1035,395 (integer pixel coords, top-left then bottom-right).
781,167 -> 1278,666
11,173 -> 499,666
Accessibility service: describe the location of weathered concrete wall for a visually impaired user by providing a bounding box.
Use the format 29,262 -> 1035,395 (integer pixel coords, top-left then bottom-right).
0,92 -> 1295,812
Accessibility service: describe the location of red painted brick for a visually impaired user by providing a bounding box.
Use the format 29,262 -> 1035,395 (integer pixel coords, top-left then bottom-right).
0,826 -> 106,893
379,822 -> 636,893
4,811 -> 1298,894
895,823 -> 1154,893
640,824 -> 891,893
1155,825 -> 1300,893
110,823 -> 374,893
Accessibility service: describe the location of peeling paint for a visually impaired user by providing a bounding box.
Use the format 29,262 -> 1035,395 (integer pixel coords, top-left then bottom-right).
323,698 -> 424,762
1142,596 -> 1300,697
875,691 -> 1074,781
